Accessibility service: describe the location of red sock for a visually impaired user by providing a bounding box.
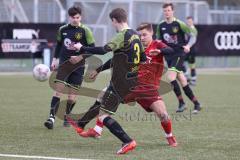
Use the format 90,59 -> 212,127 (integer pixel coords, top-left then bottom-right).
96,118 -> 104,128
161,119 -> 172,136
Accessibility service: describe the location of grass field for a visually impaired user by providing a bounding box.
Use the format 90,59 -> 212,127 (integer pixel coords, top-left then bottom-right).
0,71 -> 240,160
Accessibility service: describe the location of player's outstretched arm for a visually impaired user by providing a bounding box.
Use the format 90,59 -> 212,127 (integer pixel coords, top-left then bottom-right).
177,19 -> 197,53
160,47 -> 174,55
96,58 -> 112,73
74,42 -> 112,55
88,58 -> 112,79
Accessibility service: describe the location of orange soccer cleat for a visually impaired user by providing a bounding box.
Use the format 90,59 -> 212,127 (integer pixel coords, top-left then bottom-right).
166,136 -> 178,147
79,128 -> 101,138
117,140 -> 137,155
66,116 -> 84,135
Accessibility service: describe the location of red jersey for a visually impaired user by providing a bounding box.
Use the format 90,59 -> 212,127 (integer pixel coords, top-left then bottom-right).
138,40 -> 166,87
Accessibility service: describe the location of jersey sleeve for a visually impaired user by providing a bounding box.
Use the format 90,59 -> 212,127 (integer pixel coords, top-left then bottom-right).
156,24 -> 161,40
177,19 -> 197,47
105,32 -> 124,52
140,42 -> 146,62
177,19 -> 191,34
191,26 -> 198,36
156,40 -> 174,56
54,27 -> 63,58
83,25 -> 95,45
96,58 -> 112,73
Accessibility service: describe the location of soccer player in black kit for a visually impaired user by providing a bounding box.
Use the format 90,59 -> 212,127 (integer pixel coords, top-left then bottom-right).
68,8 -> 146,154
156,3 -> 201,113
44,6 -> 95,129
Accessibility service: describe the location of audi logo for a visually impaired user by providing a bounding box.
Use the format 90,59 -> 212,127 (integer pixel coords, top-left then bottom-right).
214,31 -> 240,50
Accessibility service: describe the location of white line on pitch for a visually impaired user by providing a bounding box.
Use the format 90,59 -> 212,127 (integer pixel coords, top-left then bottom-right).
0,153 -> 95,160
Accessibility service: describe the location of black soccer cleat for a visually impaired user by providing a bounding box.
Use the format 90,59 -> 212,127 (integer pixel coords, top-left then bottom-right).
176,103 -> 186,113
192,104 -> 202,114
44,116 -> 55,129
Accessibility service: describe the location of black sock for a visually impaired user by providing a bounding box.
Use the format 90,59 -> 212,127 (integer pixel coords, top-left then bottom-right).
103,116 -> 132,144
183,85 -> 199,105
77,100 -> 101,129
171,80 -> 185,104
65,100 -> 76,115
50,96 -> 60,117
191,68 -> 196,78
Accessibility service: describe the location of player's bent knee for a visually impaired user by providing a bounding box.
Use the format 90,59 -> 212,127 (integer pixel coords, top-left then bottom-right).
167,72 -> 177,82
177,73 -> 188,87
160,113 -> 169,122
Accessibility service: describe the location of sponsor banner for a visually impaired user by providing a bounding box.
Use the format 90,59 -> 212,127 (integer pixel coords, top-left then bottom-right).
1,39 -> 47,53
0,23 -> 61,58
153,24 -> 240,56
0,23 -> 240,57
195,25 -> 240,56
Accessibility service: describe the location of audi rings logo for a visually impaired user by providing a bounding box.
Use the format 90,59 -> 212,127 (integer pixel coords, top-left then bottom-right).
214,31 -> 240,50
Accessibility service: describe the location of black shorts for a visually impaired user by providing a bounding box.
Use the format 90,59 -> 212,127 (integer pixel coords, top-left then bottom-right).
184,47 -> 196,64
100,85 -> 122,114
165,55 -> 185,72
55,60 -> 85,87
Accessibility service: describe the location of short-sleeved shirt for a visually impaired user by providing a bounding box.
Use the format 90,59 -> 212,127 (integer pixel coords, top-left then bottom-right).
138,40 -> 165,86
104,29 -> 146,99
156,18 -> 193,56
55,23 -> 95,64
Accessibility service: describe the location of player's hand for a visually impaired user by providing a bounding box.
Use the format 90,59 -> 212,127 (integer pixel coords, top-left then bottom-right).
67,43 -> 77,50
73,42 -> 83,51
88,70 -> 99,79
149,49 -> 161,56
51,58 -> 59,71
69,55 -> 83,64
183,45 -> 191,53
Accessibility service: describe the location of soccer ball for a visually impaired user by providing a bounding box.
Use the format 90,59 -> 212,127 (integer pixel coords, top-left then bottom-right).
33,64 -> 51,82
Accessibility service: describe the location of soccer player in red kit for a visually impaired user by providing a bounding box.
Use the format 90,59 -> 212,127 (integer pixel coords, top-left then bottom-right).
78,23 -> 177,147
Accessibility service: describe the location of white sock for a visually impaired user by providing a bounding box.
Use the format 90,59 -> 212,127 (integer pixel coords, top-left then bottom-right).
94,125 -> 103,135
165,133 -> 173,138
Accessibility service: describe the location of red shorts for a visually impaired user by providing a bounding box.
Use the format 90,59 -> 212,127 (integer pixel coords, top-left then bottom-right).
124,84 -> 162,112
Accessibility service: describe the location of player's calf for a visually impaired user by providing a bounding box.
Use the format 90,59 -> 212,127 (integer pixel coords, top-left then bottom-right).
63,99 -> 76,127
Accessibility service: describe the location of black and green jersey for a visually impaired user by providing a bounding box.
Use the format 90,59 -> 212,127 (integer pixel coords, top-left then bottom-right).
80,28 -> 145,98
156,18 -> 196,54
105,28 -> 145,64
191,26 -> 198,36
54,23 -> 95,64
105,29 -> 145,97
187,25 -> 198,44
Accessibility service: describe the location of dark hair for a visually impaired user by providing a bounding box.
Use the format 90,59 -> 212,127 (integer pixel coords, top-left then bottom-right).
68,6 -> 81,16
136,23 -> 153,32
162,3 -> 174,10
109,8 -> 127,23
187,16 -> 193,20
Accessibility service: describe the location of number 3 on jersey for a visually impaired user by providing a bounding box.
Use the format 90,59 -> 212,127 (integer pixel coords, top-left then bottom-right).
133,43 -> 140,64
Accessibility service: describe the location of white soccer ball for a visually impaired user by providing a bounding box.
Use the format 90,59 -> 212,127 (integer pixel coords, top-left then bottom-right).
33,64 -> 51,82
